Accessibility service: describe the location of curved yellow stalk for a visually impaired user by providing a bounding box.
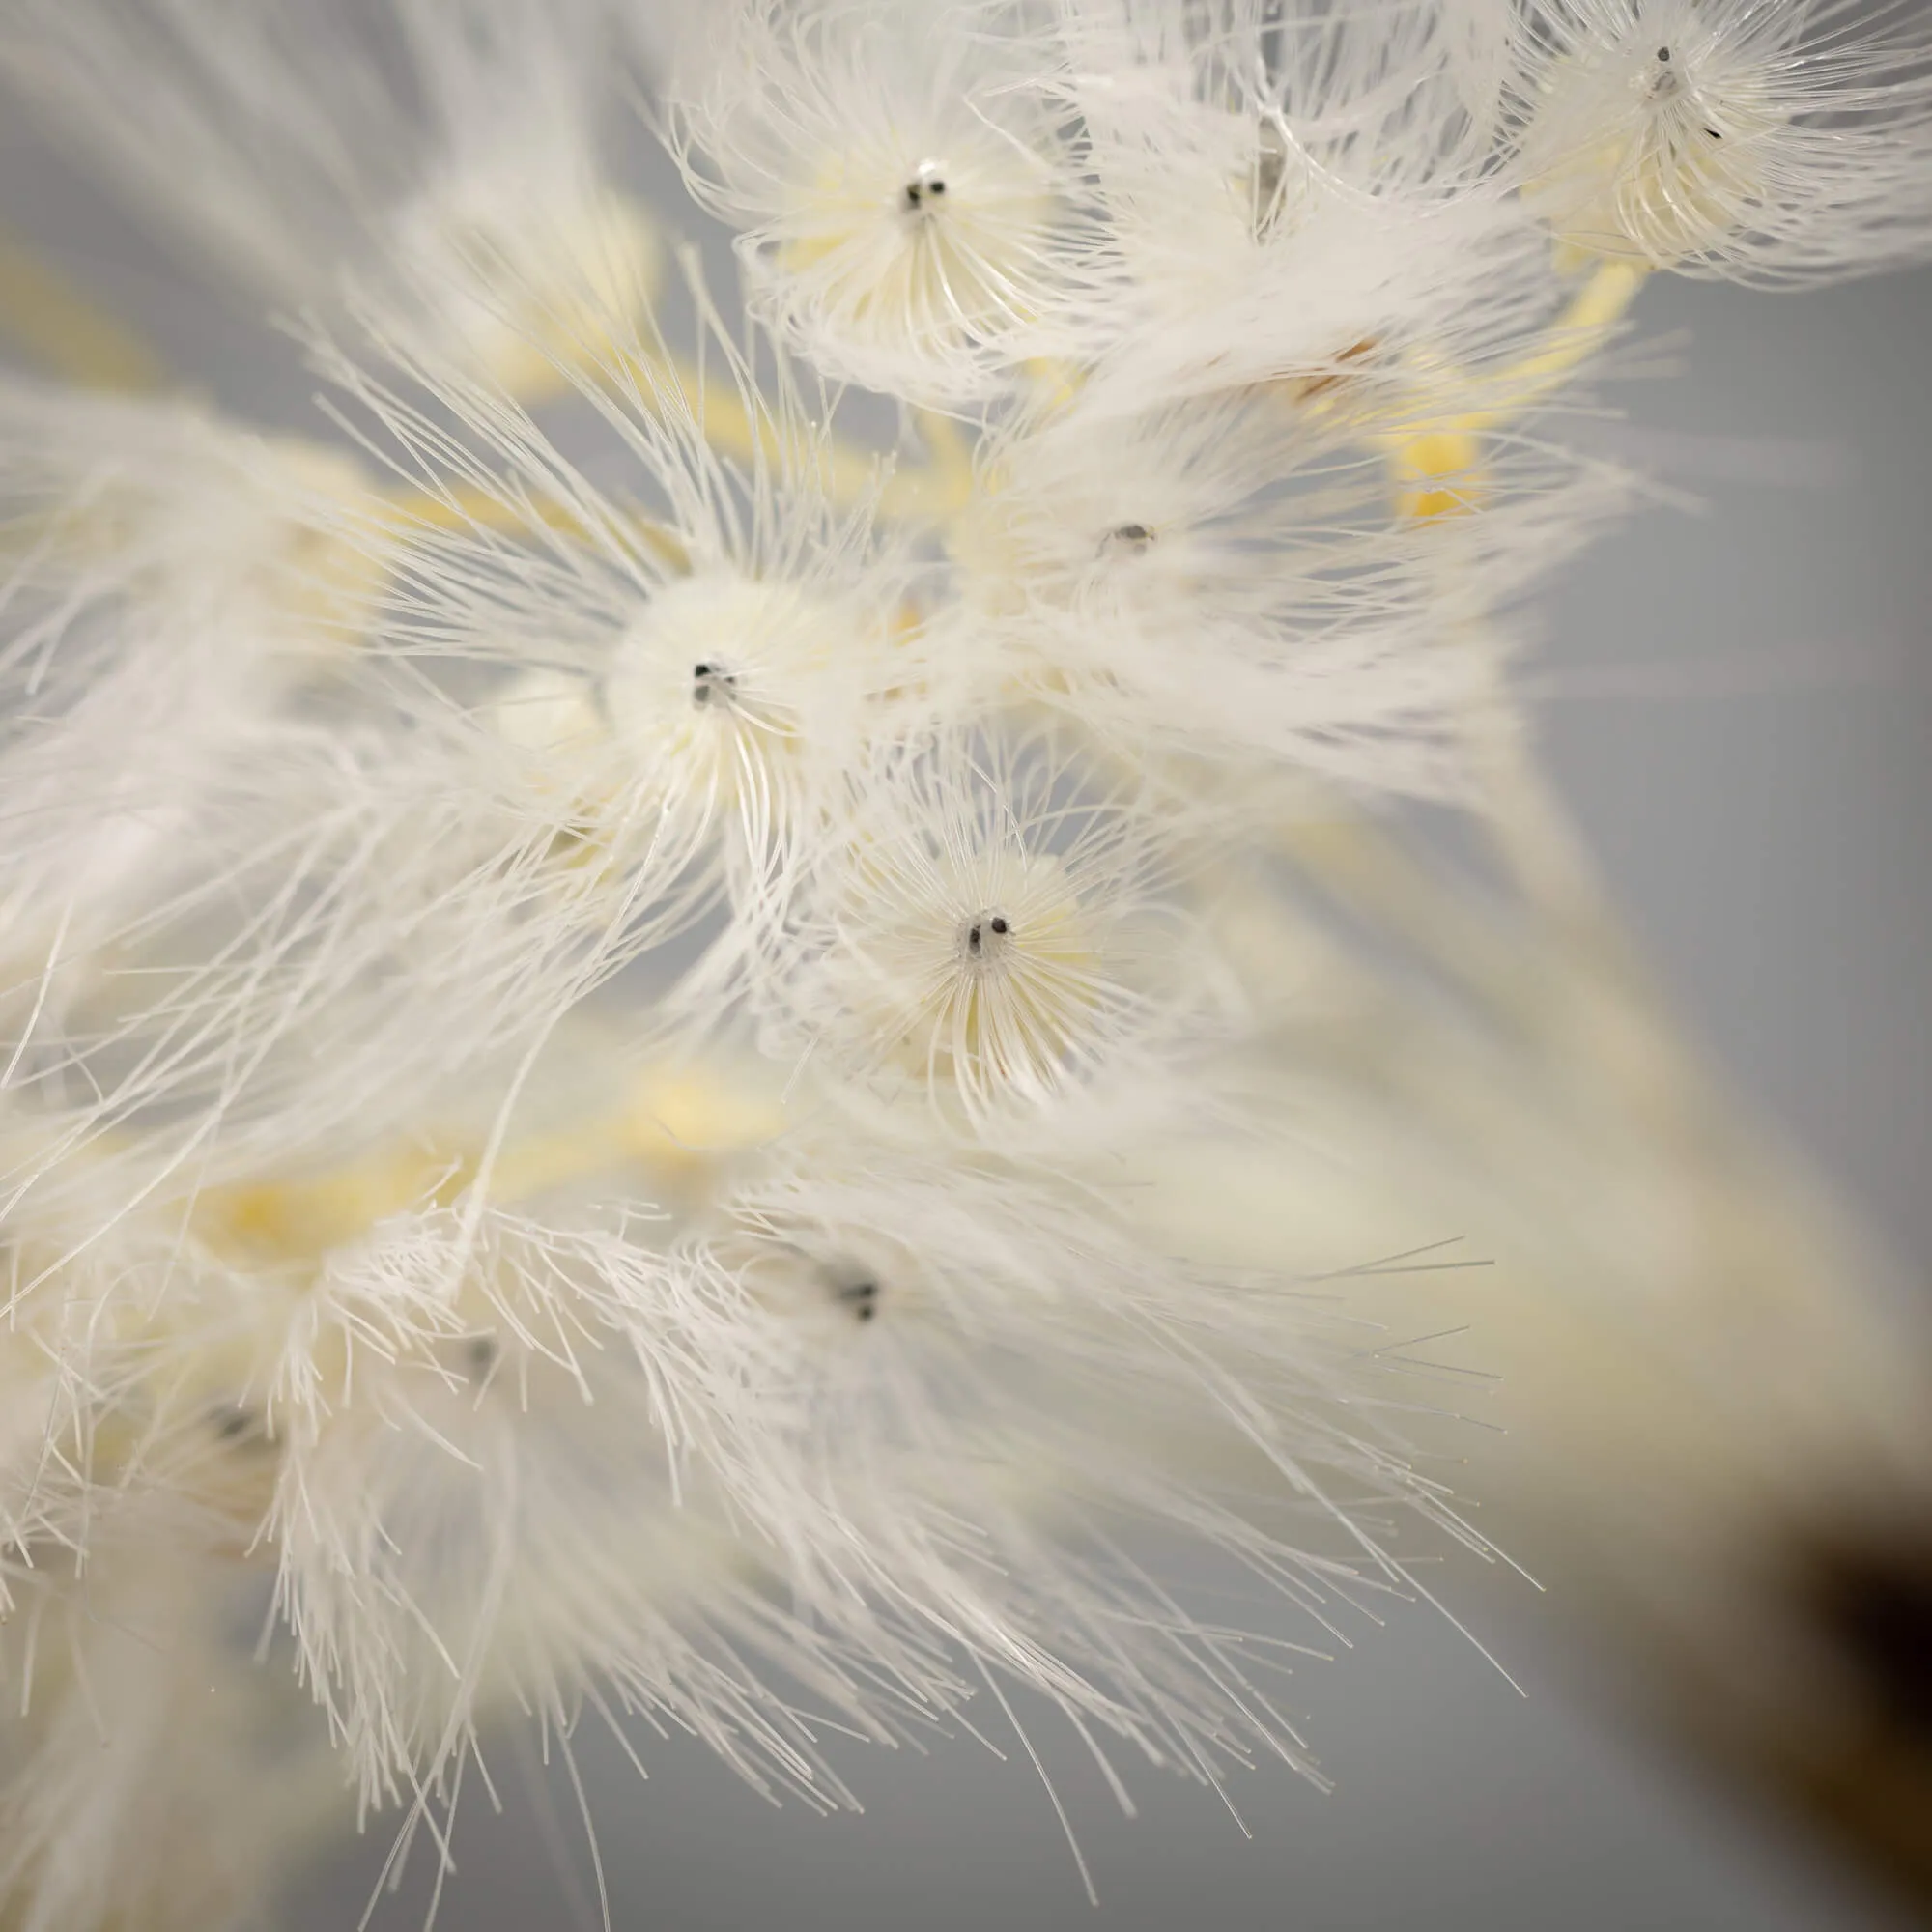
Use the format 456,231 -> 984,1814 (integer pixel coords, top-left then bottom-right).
0,224 -> 166,391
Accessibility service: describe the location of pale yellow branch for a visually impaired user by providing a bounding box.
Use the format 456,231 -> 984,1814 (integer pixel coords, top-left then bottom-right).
1379,260 -> 1648,523
1432,259 -> 1648,440
660,354 -> 974,522
0,225 -> 166,392
378,478 -> 689,570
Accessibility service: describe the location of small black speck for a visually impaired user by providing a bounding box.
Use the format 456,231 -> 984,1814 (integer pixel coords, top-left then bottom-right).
835,1276 -> 880,1322
465,1334 -> 498,1377
989,916 -> 1009,935
692,663 -> 734,709
1657,44 -> 1671,62
967,923 -> 983,953
1705,126 -> 1723,140
211,1401 -> 270,1449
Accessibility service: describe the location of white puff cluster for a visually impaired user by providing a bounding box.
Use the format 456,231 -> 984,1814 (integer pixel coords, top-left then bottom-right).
1,2 -> 1928,1927
0,0 -> 664,394
665,0 -> 1097,402
1505,0 -> 1932,282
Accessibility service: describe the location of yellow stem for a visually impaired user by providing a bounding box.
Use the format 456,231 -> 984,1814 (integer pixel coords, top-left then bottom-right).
1380,262 -> 1647,534
192,1062 -> 782,1271
1435,259 -> 1648,439
377,477 -> 689,570
0,225 -> 166,392
659,355 -> 975,522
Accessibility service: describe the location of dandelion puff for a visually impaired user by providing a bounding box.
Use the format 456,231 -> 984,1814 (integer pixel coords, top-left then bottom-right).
954,384 -> 1629,793
761,728 -> 1243,1132
262,1200 -> 937,1817
1049,0 -> 1561,410
374,0 -> 665,397
675,1138 -> 1480,1796
1505,0 -> 1932,283
0,1215 -> 297,1584
0,383 -> 397,1117
600,569 -> 892,868
661,0 -> 1096,402
0,0 -> 663,392
305,286 -> 943,1039
0,701 -> 697,1242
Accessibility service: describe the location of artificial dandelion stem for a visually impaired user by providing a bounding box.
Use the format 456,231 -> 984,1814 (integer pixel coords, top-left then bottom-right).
379,477 -> 689,569
660,353 -> 971,520
0,224 -> 166,391
1461,260 -> 1647,434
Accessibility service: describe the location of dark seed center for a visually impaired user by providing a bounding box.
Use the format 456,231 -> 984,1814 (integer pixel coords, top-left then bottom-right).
692,662 -> 736,709
828,1265 -> 881,1321
965,912 -> 1013,959
905,164 -> 949,212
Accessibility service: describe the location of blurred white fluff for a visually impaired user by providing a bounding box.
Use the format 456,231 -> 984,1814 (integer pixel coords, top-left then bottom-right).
0,383 -> 381,1131
0,0 -> 662,393
0,1541 -> 339,1932
953,383 -> 1629,787
249,1137 -> 1460,1819
1,1 -> 1930,1928
1045,0 -> 1561,409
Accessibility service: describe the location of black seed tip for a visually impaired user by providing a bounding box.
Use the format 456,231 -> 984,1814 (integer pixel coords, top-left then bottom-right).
835,1275 -> 880,1321
212,1402 -> 255,1441
211,1400 -> 272,1449
989,916 -> 1009,935
692,663 -> 734,709
967,923 -> 983,953
1657,44 -> 1671,62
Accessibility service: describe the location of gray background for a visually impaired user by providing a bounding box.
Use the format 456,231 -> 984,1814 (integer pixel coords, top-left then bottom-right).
2,86 -> 1928,1932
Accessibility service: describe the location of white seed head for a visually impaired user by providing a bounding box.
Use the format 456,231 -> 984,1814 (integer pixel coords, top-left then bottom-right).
1506,0 -> 1932,283
763,731 -> 1235,1129
664,0 -> 1090,399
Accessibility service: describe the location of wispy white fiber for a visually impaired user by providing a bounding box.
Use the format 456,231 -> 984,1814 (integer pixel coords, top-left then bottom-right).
0,0 -> 663,390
